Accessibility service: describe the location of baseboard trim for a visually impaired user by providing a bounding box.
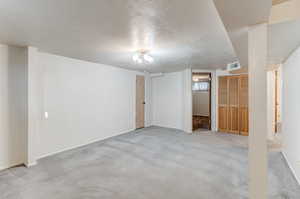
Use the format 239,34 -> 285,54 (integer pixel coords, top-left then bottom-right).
192,115 -> 209,117
0,166 -> 8,172
25,161 -> 37,168
281,151 -> 300,186
38,128 -> 135,160
151,125 -> 184,132
0,162 -> 24,172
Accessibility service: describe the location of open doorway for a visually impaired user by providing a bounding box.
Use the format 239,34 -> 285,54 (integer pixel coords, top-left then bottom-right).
266,66 -> 282,141
192,73 -> 211,132
274,69 -> 282,134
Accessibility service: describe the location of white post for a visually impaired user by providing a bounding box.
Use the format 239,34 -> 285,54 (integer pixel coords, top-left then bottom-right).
182,68 -> 192,133
26,46 -> 40,167
248,23 -> 268,199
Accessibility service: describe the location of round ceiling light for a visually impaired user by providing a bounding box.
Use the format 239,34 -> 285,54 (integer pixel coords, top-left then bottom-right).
133,50 -> 154,64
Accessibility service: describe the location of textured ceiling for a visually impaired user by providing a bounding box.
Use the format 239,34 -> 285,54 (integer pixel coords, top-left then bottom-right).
213,0 -> 272,67
268,19 -> 300,64
0,0 -> 237,73
272,0 -> 290,6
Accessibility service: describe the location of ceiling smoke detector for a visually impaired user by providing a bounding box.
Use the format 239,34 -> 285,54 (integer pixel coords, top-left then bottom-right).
133,50 -> 154,64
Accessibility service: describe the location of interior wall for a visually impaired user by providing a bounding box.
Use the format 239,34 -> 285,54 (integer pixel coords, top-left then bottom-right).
0,44 -> 28,170
151,69 -> 216,132
151,71 -> 184,130
192,92 -> 209,116
282,46 -> 300,184
38,52 -> 145,158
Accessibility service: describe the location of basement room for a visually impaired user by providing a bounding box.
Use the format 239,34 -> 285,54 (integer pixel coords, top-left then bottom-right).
0,0 -> 300,198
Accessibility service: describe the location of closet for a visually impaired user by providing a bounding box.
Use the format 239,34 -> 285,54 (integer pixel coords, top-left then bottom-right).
218,75 -> 249,136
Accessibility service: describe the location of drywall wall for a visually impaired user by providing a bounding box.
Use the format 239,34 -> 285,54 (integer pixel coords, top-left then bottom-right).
151,69 -> 193,133
38,52 -> 144,158
192,92 -> 209,116
151,71 -> 184,130
0,44 -> 27,170
282,46 -> 300,184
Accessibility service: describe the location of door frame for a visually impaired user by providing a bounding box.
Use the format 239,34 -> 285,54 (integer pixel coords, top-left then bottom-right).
275,70 -> 279,133
191,72 -> 212,131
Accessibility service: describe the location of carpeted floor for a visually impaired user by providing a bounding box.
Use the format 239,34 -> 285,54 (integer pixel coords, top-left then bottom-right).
0,126 -> 299,198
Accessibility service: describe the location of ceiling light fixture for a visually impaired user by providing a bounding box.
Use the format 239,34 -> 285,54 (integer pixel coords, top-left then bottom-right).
133,50 -> 154,64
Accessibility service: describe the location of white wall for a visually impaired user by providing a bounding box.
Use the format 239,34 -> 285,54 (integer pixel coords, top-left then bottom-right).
282,46 -> 300,184
192,92 -> 209,116
38,52 -> 144,158
0,44 -> 28,170
151,71 -> 184,130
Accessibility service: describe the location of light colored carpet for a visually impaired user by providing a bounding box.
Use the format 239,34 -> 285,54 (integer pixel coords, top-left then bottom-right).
0,126 -> 299,199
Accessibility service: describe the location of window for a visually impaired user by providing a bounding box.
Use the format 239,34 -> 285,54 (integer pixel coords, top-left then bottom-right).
192,81 -> 209,92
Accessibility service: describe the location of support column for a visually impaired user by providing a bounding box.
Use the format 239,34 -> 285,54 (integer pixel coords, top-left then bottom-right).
182,68 -> 192,133
26,46 -> 40,167
248,23 -> 268,199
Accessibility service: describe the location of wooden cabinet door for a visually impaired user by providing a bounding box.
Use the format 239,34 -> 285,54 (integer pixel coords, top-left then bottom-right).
228,76 -> 239,134
136,75 -> 145,129
218,76 -> 228,132
218,75 -> 249,136
239,75 -> 249,135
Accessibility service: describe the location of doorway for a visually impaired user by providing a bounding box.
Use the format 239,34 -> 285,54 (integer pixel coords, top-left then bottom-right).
192,73 -> 212,131
136,75 -> 145,129
274,69 -> 282,133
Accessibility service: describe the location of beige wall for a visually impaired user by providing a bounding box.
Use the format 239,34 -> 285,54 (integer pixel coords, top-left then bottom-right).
151,71 -> 184,130
192,92 -> 209,116
282,46 -> 300,184
39,52 -> 143,158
